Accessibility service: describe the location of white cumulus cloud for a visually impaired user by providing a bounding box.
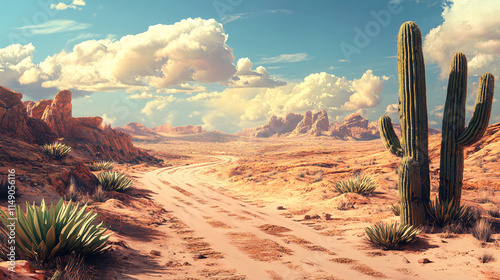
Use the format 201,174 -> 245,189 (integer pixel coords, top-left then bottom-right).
424,0 -> 500,78
10,18 -> 238,93
385,103 -> 398,116
229,57 -> 286,88
50,0 -> 86,10
102,113 -> 116,125
141,95 -> 176,116
198,70 -> 385,132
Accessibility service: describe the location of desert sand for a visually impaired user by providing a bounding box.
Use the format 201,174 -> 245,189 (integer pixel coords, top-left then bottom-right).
82,133 -> 499,280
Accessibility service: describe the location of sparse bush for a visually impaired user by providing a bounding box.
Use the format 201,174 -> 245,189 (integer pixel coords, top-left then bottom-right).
97,171 -> 133,192
53,253 -> 95,280
478,252 -> 495,264
0,198 -> 110,262
472,219 -> 492,243
425,198 -> 476,227
88,161 -> 114,171
336,201 -> 353,210
334,175 -> 377,195
365,222 -> 421,250
43,142 -> 72,159
390,205 -> 400,216
93,186 -> 108,202
64,178 -> 81,203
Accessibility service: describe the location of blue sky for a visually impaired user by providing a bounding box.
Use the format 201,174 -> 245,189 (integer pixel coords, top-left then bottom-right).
1,0 -> 499,133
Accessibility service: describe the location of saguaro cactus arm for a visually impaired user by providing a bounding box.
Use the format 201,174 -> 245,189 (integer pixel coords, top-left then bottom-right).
458,73 -> 495,146
379,115 -> 403,157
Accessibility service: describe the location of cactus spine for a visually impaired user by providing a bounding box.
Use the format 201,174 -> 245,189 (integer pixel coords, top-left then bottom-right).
439,52 -> 495,206
379,21 -> 430,226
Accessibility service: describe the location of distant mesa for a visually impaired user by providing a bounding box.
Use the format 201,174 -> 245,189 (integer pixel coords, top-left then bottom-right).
239,111 -> 440,140
115,122 -> 206,140
152,123 -> 205,135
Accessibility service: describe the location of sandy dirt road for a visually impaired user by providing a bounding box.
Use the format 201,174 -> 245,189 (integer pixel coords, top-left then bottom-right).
140,155 -> 420,280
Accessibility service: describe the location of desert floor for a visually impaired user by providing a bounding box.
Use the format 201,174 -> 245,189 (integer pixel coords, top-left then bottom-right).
86,135 -> 500,280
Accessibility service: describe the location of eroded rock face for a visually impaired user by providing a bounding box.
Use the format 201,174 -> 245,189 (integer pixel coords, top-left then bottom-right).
26,99 -> 52,119
1,86 -> 158,164
0,86 -> 57,144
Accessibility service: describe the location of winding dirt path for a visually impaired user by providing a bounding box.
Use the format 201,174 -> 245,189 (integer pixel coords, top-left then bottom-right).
140,155 -> 419,280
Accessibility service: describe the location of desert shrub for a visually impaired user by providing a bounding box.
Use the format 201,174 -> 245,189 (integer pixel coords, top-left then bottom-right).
472,219 -> 492,243
64,178 -> 81,203
88,161 -> 114,171
334,174 -> 377,195
365,222 -> 421,250
0,198 -> 111,262
336,201 -> 353,210
93,186 -> 108,202
52,253 -> 95,280
44,142 -> 72,159
390,205 -> 400,216
97,171 -> 133,192
425,198 -> 476,227
478,252 -> 495,264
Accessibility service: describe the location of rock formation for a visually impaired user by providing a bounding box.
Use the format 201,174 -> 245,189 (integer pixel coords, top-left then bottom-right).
0,86 -> 56,145
0,86 -> 158,163
152,123 -> 205,134
240,111 -> 440,140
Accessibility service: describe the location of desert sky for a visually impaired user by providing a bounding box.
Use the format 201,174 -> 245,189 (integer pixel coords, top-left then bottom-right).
0,0 -> 499,132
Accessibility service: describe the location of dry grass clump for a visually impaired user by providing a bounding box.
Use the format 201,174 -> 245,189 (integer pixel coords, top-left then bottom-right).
334,175 -> 377,195
472,219 -> 493,243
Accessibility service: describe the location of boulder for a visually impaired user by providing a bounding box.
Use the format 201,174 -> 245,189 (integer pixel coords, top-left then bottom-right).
69,163 -> 99,193
344,113 -> 368,129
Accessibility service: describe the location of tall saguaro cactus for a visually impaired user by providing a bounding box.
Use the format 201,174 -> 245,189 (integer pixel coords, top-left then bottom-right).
439,53 -> 495,206
379,21 -> 430,226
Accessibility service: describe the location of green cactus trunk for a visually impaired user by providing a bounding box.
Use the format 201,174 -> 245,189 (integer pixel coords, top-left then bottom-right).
399,157 -> 426,226
439,53 -> 495,206
379,21 -> 430,226
439,53 -> 467,206
397,21 -> 430,207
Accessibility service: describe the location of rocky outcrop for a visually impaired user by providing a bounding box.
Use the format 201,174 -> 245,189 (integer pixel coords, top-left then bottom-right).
0,86 -> 57,145
241,111 -> 440,140
26,99 -> 52,119
0,86 -> 158,164
328,113 -> 378,140
152,124 -> 205,134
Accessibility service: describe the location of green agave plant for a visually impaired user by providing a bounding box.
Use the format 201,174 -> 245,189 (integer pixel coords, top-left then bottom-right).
365,222 -> 421,250
43,142 -> 72,160
89,161 -> 114,171
334,174 -> 377,195
97,171 -> 133,192
425,198 -> 476,227
0,198 -> 111,262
